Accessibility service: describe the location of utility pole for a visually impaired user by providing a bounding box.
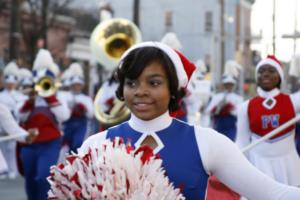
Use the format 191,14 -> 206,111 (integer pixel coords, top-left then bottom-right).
9,0 -> 20,60
293,0 -> 298,54
220,0 -> 225,74
272,0 -> 276,55
41,0 -> 49,49
282,1 -> 300,56
133,0 -> 140,27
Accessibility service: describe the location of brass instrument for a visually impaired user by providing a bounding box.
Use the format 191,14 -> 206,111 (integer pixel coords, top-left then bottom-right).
90,18 -> 141,127
90,18 -> 142,70
94,86 -> 130,126
34,76 -> 60,97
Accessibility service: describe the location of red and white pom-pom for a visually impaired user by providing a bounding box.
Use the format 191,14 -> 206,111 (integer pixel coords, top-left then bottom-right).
48,138 -> 185,200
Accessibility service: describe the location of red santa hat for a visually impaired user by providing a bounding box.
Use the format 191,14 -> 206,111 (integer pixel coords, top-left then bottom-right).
120,41 -> 196,89
255,55 -> 283,81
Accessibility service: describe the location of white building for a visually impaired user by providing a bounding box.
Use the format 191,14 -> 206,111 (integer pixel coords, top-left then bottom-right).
108,0 -> 254,86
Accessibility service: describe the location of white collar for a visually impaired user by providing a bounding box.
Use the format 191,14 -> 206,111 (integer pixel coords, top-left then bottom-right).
129,112 -> 172,154
257,87 -> 280,98
128,111 -> 172,133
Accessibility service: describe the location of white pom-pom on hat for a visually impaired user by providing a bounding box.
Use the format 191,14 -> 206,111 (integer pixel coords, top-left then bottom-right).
3,61 -> 19,83
120,41 -> 196,89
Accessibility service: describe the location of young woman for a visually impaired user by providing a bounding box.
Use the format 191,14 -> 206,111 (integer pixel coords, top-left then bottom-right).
236,55 -> 300,187
79,42 -> 300,199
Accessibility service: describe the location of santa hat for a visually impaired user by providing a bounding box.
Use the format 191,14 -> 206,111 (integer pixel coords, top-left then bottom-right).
19,68 -> 33,86
3,61 -> 19,83
160,32 -> 182,51
120,41 -> 196,89
68,62 -> 85,85
255,55 -> 283,81
32,49 -> 60,83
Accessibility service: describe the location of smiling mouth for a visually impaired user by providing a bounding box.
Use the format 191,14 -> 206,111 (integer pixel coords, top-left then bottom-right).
133,102 -> 153,110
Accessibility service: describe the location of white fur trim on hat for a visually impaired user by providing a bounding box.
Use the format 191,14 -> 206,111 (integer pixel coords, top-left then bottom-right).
120,41 -> 187,88
255,58 -> 283,81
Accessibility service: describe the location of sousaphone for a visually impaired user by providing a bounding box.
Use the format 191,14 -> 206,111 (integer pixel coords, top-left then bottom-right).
90,18 -> 142,127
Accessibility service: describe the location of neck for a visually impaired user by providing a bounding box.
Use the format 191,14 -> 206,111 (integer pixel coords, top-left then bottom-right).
128,112 -> 173,133
257,87 -> 280,98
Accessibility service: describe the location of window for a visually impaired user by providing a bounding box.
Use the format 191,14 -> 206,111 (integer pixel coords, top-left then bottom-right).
205,11 -> 213,32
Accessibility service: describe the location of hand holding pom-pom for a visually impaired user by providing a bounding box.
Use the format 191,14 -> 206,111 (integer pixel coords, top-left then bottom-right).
48,137 -> 185,200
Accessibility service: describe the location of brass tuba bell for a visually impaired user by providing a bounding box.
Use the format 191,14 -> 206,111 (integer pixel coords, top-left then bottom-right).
34,76 -> 59,97
90,18 -> 142,127
90,18 -> 142,70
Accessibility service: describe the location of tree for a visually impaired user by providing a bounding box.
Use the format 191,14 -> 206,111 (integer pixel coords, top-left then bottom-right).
19,0 -> 72,64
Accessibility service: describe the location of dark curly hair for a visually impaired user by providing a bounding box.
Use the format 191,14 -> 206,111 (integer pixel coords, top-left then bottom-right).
115,47 -> 185,112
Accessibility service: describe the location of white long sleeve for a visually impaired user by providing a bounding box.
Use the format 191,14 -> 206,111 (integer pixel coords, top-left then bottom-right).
0,103 -> 27,141
51,95 -> 71,122
236,100 -> 252,148
195,127 -> 300,200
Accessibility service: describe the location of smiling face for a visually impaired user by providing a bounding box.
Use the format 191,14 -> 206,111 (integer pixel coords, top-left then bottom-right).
123,61 -> 171,121
257,64 -> 281,91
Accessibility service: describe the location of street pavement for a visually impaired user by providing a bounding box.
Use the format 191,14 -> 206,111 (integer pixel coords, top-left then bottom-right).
0,176 -> 26,200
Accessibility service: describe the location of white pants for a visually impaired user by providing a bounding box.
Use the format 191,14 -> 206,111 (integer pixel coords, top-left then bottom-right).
0,141 -> 17,176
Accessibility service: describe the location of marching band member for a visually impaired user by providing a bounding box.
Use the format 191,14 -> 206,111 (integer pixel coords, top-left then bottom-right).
79,42 -> 300,199
236,55 -> 300,186
186,59 -> 212,126
62,63 -> 94,153
0,61 -> 26,179
205,61 -> 243,141
0,103 -> 36,175
18,68 -> 34,96
18,49 -> 70,200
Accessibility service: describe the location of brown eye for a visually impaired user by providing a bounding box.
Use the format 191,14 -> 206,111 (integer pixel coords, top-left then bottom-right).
125,79 -> 137,88
149,79 -> 162,87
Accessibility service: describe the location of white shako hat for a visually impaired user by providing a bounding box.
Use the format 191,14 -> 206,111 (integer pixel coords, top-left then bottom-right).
3,61 -> 19,83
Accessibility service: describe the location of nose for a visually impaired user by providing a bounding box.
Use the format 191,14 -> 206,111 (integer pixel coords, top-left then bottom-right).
134,83 -> 148,96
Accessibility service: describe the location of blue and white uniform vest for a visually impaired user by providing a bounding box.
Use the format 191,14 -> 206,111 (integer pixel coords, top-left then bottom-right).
106,119 -> 209,199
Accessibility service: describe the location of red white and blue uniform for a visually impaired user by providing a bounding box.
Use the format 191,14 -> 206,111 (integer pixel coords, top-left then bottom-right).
63,92 -> 94,153
79,112 -> 300,199
237,87 -> 300,186
19,95 -> 70,200
205,91 -> 243,141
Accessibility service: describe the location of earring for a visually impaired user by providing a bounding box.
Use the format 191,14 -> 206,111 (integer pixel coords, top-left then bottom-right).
171,95 -> 176,99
